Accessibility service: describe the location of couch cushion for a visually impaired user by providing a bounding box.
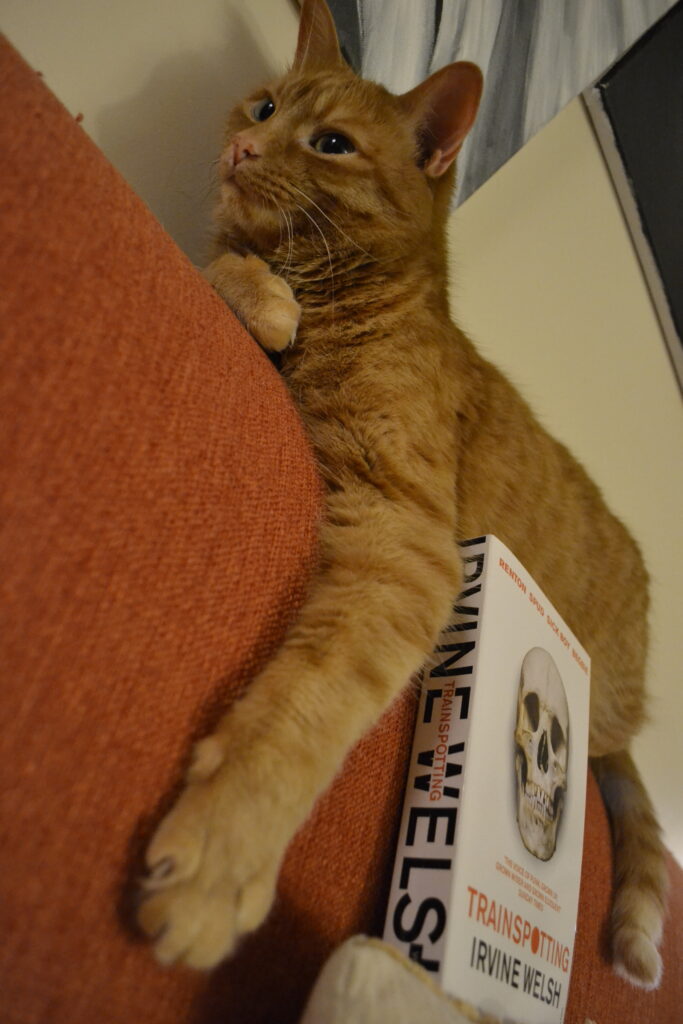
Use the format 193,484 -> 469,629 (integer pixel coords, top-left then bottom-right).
0,33 -> 319,1023
0,35 -> 422,1024
567,775 -> 683,1022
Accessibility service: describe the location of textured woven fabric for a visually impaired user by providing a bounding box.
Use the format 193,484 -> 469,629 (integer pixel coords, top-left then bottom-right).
567,775 -> 682,1023
1,35 -> 680,1024
0,36 -> 419,1024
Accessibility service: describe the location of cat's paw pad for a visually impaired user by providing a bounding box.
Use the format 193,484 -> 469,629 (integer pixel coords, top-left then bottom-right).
137,770 -> 279,969
613,927 -> 663,990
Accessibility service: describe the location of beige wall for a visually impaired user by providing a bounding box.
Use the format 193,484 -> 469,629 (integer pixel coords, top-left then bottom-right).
4,1 -> 681,861
449,100 -> 683,863
2,0 -> 299,264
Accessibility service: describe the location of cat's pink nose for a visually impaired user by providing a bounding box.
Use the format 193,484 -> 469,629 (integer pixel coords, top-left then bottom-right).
228,132 -> 262,169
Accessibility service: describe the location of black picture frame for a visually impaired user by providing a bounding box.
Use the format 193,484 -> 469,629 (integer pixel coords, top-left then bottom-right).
584,0 -> 683,390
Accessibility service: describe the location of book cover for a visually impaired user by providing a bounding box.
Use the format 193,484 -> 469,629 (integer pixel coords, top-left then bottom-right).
383,535 -> 590,1023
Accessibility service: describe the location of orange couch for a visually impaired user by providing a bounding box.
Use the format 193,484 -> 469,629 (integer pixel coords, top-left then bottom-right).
1,37 -> 680,1024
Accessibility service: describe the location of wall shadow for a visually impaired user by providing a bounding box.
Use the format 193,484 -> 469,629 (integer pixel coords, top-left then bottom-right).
96,10 -> 275,266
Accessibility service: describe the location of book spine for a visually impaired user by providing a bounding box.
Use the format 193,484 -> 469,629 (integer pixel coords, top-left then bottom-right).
383,536 -> 490,977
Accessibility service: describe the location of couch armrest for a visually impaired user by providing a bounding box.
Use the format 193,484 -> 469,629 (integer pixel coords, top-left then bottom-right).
0,34 -> 323,1023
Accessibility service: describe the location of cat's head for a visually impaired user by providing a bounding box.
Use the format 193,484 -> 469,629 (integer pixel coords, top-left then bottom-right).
214,0 -> 482,265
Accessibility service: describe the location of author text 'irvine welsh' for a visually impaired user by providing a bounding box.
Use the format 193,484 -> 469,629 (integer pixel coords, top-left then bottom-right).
384,536 -> 590,1023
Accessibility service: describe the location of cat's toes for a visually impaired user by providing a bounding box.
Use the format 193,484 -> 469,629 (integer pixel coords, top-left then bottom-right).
137,768 -> 280,969
248,268 -> 301,352
139,854 -> 278,970
142,782 -> 214,892
203,252 -> 301,352
613,928 -> 663,990
611,889 -> 665,990
139,876 -> 239,969
187,735 -> 226,781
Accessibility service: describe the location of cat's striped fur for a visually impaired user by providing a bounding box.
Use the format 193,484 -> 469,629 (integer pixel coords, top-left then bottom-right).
138,0 -> 668,990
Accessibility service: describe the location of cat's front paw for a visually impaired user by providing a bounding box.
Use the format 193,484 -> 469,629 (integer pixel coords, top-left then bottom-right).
203,253 -> 301,352
137,739 -> 283,969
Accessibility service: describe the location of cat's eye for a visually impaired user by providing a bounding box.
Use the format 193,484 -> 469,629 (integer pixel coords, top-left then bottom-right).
252,97 -> 276,122
312,132 -> 355,156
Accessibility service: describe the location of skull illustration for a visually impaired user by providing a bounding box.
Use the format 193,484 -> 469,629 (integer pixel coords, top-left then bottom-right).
514,648 -> 569,861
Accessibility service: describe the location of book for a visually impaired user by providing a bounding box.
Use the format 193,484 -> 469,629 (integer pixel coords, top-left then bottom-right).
383,535 -> 590,1023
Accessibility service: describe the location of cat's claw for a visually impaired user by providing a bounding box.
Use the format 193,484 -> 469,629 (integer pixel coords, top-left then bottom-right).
203,253 -> 301,353
145,856 -> 176,887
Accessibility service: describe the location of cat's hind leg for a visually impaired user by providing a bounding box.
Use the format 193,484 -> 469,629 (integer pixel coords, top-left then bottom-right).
591,749 -> 669,990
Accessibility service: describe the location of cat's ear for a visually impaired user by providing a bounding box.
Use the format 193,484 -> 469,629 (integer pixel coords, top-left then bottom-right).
399,62 -> 483,178
293,0 -> 345,72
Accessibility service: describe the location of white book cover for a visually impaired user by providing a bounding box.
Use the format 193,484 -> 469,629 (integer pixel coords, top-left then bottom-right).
383,535 -> 590,1023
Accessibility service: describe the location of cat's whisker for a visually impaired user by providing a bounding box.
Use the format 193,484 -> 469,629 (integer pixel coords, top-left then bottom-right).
272,209 -> 290,278
200,158 -> 222,201
287,210 -> 295,276
198,181 -> 218,205
294,202 -> 335,317
272,206 -> 291,277
272,200 -> 286,254
279,208 -> 294,278
286,183 -> 376,263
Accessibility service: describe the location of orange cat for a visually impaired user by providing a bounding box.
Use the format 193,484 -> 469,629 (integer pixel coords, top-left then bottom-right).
138,0 -> 668,992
